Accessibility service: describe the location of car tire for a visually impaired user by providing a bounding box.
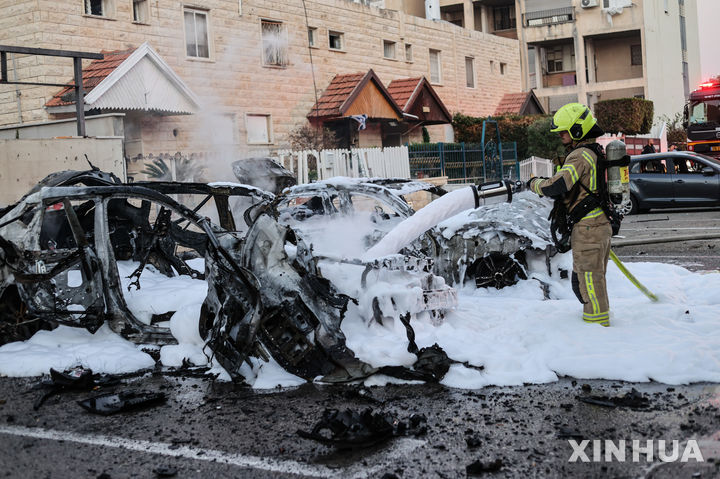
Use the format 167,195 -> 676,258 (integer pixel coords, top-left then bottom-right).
468,251 -> 528,289
619,195 -> 638,216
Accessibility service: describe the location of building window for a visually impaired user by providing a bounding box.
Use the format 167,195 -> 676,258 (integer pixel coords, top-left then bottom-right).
184,8 -> 209,58
493,5 -> 516,31
329,31 -> 344,50
546,46 -> 563,73
84,0 -> 114,17
261,20 -> 288,66
308,27 -> 317,47
465,57 -> 475,88
490,60 -> 495,73
500,62 -> 507,75
405,43 -> 413,62
429,49 -> 441,84
132,0 -> 148,22
246,114 -> 272,144
383,40 -> 396,60
630,44 -> 642,66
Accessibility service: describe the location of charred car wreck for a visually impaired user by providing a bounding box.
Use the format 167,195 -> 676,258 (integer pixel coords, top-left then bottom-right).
0,170 -> 456,383
277,178 -> 556,291
0,171 -> 553,384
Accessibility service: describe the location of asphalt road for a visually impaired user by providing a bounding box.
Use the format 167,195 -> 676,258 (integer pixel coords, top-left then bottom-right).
1,207 -> 719,478
613,207 -> 720,272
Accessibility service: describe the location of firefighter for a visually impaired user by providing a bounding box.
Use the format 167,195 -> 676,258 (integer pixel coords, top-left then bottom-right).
527,103 -> 612,327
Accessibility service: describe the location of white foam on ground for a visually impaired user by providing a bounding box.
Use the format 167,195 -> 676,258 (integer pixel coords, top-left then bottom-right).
1,214 -> 719,387
0,325 -> 155,377
341,259 -> 720,387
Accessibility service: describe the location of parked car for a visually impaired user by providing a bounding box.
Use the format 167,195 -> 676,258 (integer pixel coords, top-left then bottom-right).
619,151 -> 720,215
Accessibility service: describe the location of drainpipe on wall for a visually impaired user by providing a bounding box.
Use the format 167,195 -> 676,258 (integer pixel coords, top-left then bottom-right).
517,0 -> 528,92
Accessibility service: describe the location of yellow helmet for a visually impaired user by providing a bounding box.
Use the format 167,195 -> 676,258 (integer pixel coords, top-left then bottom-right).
550,103 -> 597,141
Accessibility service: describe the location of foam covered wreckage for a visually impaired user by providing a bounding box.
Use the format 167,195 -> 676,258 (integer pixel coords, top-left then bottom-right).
278,178 -> 557,292
0,171 -> 553,385
0,170 -> 419,383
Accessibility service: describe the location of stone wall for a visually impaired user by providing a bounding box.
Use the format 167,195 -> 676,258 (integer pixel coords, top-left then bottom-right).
0,0 -> 521,153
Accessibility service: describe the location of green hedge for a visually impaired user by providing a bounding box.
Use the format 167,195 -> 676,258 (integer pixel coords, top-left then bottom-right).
594,98 -> 654,135
453,113 -> 564,160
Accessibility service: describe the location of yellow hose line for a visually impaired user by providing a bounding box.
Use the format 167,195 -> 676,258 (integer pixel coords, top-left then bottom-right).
609,250 -> 659,302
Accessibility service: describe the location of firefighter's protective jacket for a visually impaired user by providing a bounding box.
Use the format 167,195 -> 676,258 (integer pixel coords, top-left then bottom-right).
529,143 -> 609,227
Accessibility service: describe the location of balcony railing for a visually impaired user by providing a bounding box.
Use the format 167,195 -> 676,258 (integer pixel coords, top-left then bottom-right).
523,7 -> 574,27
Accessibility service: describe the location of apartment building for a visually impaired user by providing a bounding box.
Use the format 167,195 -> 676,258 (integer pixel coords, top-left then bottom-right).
0,0 -> 520,161
434,0 -> 701,121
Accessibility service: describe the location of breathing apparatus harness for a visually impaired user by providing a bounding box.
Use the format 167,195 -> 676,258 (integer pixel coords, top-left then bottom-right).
549,143 -> 623,253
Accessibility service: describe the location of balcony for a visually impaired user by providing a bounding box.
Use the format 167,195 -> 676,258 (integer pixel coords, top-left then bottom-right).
523,7 -> 574,27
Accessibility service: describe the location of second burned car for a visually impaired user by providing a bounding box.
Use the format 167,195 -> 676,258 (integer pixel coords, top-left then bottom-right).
275,177 -> 556,293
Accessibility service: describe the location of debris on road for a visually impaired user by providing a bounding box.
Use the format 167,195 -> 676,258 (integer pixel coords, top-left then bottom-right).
297,408 -> 394,449
297,408 -> 427,449
577,388 -> 650,409
466,458 -> 503,475
33,366 -> 98,410
77,390 -> 167,415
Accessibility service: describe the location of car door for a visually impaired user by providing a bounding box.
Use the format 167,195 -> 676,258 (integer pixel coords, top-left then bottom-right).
20,197 -> 107,331
630,157 -> 674,207
671,156 -> 720,206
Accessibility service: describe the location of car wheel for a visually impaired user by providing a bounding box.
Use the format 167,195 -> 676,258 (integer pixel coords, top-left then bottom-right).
469,251 -> 528,289
0,287 -> 54,346
618,195 -> 638,216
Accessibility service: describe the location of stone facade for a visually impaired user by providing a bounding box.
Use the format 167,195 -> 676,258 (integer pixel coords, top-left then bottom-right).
0,0 -> 521,157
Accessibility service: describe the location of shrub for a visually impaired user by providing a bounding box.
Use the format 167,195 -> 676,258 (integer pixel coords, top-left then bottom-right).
594,98 -> 654,135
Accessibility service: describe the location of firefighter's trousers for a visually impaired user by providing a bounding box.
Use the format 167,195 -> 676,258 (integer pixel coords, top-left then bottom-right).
571,221 -> 612,326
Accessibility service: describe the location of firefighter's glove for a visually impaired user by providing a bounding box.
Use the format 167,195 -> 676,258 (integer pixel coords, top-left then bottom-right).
526,177 -> 546,191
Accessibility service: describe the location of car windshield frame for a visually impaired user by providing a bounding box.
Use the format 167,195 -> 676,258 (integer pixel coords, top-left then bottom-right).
630,153 -> 720,170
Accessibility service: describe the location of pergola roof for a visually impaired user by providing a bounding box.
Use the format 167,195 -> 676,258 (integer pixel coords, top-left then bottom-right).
308,69 -> 403,121
46,42 -> 200,115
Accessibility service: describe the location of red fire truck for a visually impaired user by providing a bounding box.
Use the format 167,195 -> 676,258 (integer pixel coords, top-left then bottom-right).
684,78 -> 720,158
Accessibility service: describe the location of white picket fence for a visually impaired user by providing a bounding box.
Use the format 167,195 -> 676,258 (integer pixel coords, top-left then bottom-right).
519,156 -> 554,182
274,146 -> 411,184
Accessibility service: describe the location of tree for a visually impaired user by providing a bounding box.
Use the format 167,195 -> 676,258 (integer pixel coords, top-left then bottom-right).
660,112 -> 686,150
526,117 -> 565,160
287,123 -> 340,151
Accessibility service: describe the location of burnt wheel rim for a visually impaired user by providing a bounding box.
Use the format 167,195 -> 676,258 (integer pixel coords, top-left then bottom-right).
472,252 -> 527,289
618,198 -> 633,216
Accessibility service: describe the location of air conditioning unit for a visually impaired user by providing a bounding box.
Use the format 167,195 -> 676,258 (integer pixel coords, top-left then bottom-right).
580,0 -> 599,8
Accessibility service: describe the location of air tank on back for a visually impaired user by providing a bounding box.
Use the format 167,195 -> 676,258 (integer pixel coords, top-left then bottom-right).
604,140 -> 631,205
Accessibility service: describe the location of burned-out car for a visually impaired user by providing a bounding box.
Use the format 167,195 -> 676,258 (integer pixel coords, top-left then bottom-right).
0,173 -> 268,344
275,178 -> 458,327
0,170 -> 382,382
276,178 -> 555,292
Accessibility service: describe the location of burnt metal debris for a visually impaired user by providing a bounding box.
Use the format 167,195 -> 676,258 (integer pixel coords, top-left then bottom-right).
577,388 -> 650,409
0,170 -> 552,385
297,408 -> 427,449
77,390 -> 167,415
